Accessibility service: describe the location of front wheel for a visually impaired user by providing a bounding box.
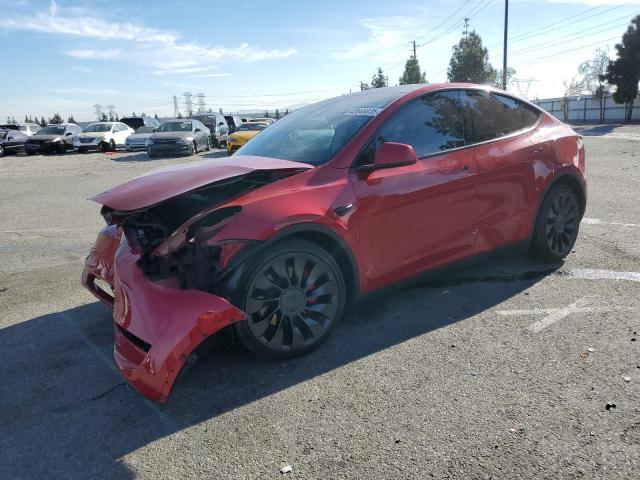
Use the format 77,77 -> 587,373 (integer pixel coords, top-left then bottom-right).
530,184 -> 580,262
0,145 -> 4,157
232,239 -> 346,358
188,141 -> 196,156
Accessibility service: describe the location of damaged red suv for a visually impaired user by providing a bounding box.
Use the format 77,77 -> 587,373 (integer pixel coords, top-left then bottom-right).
82,84 -> 586,402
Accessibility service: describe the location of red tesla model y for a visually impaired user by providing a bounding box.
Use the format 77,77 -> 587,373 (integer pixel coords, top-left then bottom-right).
82,83 -> 586,402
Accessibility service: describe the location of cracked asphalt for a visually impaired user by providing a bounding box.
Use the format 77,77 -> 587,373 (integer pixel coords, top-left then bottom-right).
1,127 -> 639,479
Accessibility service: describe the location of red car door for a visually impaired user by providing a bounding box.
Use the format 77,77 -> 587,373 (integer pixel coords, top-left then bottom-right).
462,90 -> 545,252
348,90 -> 478,294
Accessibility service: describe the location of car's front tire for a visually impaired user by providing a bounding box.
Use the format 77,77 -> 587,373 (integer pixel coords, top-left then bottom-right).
0,145 -> 4,157
231,239 -> 346,358
530,184 -> 581,262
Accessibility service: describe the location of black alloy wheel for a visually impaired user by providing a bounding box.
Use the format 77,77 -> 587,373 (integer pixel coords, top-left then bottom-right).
232,239 -> 346,358
531,184 -> 580,262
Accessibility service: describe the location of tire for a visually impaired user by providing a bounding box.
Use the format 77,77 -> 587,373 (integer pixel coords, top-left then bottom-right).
109,139 -> 116,152
231,239 -> 346,359
205,138 -> 211,151
100,142 -> 109,153
188,141 -> 196,156
0,145 -> 4,157
530,184 -> 581,262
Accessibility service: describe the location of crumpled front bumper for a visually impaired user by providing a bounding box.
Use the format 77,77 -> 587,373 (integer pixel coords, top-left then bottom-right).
81,226 -> 246,402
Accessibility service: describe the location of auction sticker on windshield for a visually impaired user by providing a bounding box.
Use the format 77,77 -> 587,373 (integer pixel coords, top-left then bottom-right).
344,107 -> 383,116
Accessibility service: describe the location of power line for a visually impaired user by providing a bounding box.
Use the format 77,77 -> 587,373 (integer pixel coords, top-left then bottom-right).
415,0 -> 474,42
520,35 -> 620,65
487,1 -> 631,48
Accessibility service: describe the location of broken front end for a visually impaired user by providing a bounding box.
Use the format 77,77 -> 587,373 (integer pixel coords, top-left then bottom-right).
81,163 -> 310,402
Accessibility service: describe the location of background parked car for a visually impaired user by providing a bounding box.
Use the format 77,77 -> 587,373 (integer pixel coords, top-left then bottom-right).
226,122 -> 268,155
0,123 -> 41,136
190,113 -> 229,147
147,119 -> 210,157
120,115 -> 161,131
25,123 -> 82,154
74,122 -> 134,153
125,126 -> 155,152
223,114 -> 243,134
0,128 -> 28,157
247,117 -> 275,125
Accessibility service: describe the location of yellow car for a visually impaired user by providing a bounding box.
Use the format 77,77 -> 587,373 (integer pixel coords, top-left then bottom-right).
226,122 -> 268,155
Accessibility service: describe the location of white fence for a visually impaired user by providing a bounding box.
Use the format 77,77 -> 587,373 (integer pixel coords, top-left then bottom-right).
534,93 -> 640,123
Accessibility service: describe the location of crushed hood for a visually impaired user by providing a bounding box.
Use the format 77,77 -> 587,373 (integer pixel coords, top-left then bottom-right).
92,155 -> 313,211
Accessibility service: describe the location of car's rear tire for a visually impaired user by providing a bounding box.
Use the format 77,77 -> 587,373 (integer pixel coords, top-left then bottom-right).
109,139 -> 116,152
231,239 -> 346,359
530,184 -> 580,262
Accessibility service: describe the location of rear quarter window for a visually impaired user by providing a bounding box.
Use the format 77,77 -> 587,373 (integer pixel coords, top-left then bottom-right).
465,90 -> 541,143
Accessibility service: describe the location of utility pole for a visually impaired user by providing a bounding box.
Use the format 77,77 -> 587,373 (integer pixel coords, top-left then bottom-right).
173,95 -> 180,118
106,105 -> 115,121
93,104 -> 102,121
195,93 -> 206,114
463,17 -> 470,38
502,0 -> 509,90
183,92 -> 193,117
410,40 -> 416,59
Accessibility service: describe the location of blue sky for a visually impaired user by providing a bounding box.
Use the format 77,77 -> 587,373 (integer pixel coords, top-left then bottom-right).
1,0 -> 639,121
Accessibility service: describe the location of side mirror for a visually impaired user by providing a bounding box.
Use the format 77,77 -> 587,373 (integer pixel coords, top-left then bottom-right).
218,122 -> 224,127
152,128 -> 157,133
65,132 -> 73,136
356,142 -> 417,171
194,128 -> 201,132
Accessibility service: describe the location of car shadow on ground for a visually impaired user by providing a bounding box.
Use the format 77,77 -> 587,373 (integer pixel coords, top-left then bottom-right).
201,150 -> 230,159
0,252 -> 561,479
572,124 -> 620,136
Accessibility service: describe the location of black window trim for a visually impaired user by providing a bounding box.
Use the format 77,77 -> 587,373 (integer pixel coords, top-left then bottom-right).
351,86 -> 544,169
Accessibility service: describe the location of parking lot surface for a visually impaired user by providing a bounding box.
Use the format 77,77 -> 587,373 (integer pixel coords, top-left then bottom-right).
1,131 -> 639,479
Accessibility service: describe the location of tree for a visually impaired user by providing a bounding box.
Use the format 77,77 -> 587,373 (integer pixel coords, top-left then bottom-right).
284,108 -> 290,116
579,48 -> 611,122
493,67 -> 517,89
447,31 -> 496,83
67,114 -> 76,124
275,108 -> 281,119
371,67 -> 387,88
100,113 -> 108,122
154,113 -> 159,120
49,113 -> 63,124
177,112 -> 183,119
40,116 -> 47,127
264,110 -> 271,118
561,77 -> 584,122
399,56 -> 426,85
24,115 -> 29,123
604,15 -> 640,122
359,81 -> 370,91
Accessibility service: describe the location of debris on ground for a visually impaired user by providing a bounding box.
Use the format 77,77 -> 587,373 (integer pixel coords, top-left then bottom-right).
623,376 -> 631,382
605,403 -> 617,411
587,347 -> 594,352
280,465 -> 292,474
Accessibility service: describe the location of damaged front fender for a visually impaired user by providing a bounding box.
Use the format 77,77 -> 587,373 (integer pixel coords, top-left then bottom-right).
112,244 -> 245,402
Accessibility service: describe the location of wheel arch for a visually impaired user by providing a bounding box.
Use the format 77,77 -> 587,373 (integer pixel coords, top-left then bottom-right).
527,170 -> 587,248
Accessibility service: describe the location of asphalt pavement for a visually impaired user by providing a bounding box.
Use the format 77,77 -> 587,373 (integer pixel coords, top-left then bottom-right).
1,130 -> 639,479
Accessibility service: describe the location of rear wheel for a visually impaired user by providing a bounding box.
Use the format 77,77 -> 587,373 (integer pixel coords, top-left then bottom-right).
109,139 -> 116,152
232,239 -> 346,358
530,184 -> 580,262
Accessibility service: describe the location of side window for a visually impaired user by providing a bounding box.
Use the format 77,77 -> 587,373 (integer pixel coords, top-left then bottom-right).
464,90 -> 540,143
374,90 -> 465,158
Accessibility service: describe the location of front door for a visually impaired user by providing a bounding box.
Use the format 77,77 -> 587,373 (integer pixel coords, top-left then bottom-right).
349,90 -> 478,293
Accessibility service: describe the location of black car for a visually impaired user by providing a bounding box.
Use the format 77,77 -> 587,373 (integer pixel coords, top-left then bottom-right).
147,119 -> 211,157
25,123 -> 82,154
189,113 -> 229,147
223,114 -> 243,134
120,115 -> 161,131
0,128 -> 28,157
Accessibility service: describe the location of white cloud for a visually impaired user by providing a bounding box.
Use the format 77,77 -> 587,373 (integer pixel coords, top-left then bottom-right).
65,49 -> 121,60
0,3 -> 297,72
192,73 -> 231,78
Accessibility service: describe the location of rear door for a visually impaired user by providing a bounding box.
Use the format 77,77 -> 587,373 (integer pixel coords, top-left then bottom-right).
349,90 -> 478,292
461,90 -> 544,252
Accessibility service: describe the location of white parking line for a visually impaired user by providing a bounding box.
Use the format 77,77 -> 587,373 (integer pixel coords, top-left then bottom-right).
582,217 -> 640,228
498,297 -> 635,332
569,269 -> 640,282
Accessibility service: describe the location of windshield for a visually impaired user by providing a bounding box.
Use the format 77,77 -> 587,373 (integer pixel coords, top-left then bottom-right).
191,116 -> 215,125
236,87 -> 417,165
237,124 -> 266,131
157,121 -> 193,132
135,126 -> 154,134
38,126 -> 65,135
84,123 -> 113,133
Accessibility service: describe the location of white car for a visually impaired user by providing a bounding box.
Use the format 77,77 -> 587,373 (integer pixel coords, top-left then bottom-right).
0,123 -> 41,136
74,122 -> 134,153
